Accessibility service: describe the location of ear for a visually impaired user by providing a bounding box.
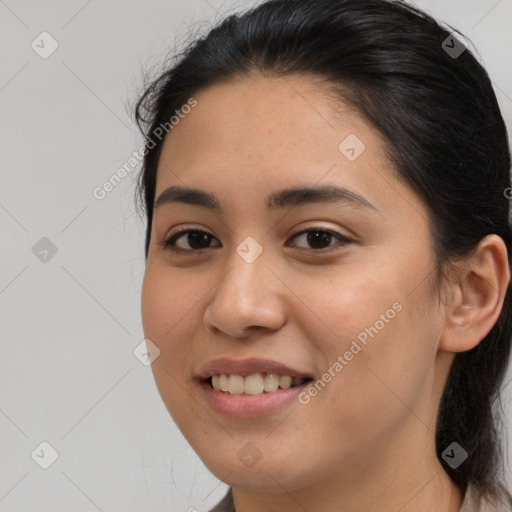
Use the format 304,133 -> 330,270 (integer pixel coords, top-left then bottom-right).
439,234 -> 510,353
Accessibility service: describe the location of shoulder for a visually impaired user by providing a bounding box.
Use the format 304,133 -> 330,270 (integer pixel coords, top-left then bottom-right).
460,484 -> 512,512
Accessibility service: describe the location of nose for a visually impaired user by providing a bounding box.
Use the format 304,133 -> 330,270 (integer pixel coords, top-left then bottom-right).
203,247 -> 287,339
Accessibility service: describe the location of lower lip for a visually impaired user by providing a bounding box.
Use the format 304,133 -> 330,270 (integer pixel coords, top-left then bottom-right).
199,380 -> 311,418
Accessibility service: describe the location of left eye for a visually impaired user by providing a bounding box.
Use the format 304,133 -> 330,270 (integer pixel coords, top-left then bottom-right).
290,229 -> 352,251
160,228 -> 352,253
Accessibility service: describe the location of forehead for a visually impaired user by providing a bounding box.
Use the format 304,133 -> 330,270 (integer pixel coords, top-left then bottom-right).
156,74 -> 387,186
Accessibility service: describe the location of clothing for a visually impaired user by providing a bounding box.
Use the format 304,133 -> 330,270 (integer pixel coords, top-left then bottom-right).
208,484 -> 512,512
208,488 -> 233,512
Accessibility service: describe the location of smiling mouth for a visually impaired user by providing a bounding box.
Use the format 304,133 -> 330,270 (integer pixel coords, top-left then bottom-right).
205,373 -> 314,396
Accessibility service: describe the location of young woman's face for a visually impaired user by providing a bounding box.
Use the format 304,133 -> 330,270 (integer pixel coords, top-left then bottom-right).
141,74 -> 454,493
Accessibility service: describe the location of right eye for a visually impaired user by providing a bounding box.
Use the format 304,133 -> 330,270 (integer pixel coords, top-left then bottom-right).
160,229 -> 221,252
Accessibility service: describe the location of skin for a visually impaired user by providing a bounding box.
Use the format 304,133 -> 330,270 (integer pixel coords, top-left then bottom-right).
141,73 -> 510,512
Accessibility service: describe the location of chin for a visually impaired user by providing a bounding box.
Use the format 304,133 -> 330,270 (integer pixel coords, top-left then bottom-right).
194,443 -> 317,494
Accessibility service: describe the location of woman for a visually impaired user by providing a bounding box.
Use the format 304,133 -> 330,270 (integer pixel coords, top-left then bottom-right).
134,0 -> 512,510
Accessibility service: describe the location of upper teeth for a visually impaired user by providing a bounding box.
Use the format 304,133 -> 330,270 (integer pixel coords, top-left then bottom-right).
210,374 -> 307,395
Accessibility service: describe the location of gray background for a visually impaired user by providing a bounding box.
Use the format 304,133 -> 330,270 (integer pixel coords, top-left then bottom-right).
1,0 -> 511,510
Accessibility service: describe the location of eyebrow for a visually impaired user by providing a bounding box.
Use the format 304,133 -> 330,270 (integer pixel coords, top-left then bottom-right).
154,184 -> 378,212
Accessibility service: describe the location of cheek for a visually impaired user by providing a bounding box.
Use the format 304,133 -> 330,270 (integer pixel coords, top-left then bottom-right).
305,265 -> 436,422
299,263 -> 402,355
141,265 -> 205,429
141,264 -> 199,371
141,262 -> 200,337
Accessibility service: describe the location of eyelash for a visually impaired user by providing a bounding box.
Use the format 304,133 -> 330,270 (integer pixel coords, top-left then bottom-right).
159,227 -> 353,254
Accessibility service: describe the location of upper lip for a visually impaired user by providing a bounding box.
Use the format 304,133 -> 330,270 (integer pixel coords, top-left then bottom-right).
197,357 -> 314,380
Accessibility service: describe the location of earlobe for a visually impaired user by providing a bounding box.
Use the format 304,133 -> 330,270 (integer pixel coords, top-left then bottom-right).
439,234 -> 510,353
